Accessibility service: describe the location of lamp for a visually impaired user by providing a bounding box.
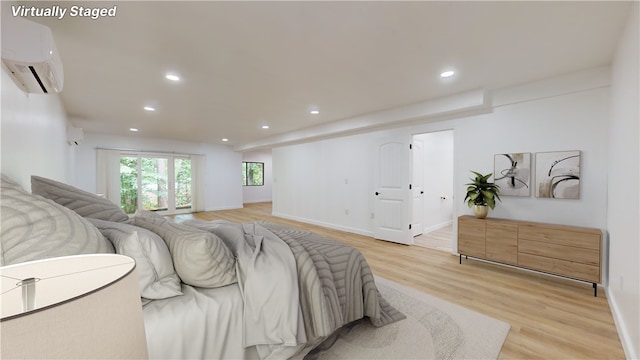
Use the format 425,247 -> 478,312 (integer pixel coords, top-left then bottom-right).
1,254 -> 148,359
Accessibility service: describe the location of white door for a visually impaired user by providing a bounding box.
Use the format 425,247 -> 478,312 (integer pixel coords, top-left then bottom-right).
412,138 -> 424,237
373,136 -> 413,245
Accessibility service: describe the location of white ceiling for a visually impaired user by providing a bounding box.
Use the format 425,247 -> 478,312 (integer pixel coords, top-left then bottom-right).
17,1 -> 631,151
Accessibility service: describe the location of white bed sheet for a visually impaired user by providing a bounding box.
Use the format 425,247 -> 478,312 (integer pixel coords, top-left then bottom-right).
143,283 -> 259,360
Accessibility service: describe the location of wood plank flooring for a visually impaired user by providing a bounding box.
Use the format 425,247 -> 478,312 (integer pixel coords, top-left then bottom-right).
414,223 -> 453,252
175,202 -> 625,359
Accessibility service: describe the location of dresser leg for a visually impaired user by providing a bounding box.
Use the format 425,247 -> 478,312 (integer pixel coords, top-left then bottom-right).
459,254 -> 462,264
593,283 -> 598,297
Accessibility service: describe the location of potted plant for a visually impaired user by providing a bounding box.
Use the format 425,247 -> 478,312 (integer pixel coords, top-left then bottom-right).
464,171 -> 501,219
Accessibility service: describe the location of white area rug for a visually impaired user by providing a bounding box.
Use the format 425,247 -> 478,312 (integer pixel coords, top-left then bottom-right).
308,276 -> 510,360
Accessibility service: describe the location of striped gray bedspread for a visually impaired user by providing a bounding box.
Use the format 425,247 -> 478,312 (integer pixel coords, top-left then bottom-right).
255,221 -> 405,341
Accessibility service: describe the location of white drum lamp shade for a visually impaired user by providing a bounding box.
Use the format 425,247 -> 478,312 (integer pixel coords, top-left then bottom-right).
1,254 -> 149,359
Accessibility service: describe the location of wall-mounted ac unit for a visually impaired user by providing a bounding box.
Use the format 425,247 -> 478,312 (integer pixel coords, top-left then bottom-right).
1,16 -> 64,94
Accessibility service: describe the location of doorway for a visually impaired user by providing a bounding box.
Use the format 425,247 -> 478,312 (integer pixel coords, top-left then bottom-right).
411,130 -> 454,252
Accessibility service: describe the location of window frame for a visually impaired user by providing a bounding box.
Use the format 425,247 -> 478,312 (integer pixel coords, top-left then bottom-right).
242,161 -> 264,186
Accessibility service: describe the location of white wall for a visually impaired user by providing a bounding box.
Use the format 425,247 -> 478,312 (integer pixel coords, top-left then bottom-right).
606,4 -> 639,359
273,133 -> 380,235
0,70 -> 74,189
242,149 -> 273,204
414,130 -> 454,232
74,133 -> 243,211
456,84 -> 609,229
273,67 -> 611,242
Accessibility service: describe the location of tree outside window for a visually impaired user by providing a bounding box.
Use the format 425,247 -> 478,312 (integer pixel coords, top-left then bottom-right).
242,162 -> 264,186
120,154 -> 192,214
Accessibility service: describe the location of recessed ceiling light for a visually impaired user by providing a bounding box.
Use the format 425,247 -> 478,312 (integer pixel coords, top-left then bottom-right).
440,70 -> 455,78
221,138 -> 229,142
261,125 -> 270,129
165,73 -> 180,81
129,128 -> 139,132
143,106 -> 156,111
310,110 -> 319,115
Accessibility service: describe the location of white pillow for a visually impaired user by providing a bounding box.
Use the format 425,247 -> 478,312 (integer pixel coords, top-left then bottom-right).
1,174 -> 114,266
88,218 -> 182,300
133,211 -> 237,288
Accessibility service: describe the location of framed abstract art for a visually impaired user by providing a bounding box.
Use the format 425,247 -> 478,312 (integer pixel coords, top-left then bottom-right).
494,153 -> 531,197
535,150 -> 581,199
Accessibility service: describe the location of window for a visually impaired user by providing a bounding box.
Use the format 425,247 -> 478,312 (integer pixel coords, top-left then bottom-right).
120,154 -> 192,214
242,162 -> 264,186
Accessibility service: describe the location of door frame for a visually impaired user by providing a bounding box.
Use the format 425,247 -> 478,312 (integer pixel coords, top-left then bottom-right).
410,129 -> 456,251
412,138 -> 425,237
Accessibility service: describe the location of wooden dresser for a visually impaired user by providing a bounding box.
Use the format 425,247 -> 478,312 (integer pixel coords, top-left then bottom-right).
457,215 -> 602,296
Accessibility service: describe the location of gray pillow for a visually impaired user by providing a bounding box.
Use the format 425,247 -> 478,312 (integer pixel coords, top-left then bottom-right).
133,211 -> 237,288
180,219 -> 245,254
1,174 -> 114,266
88,218 -> 183,300
31,175 -> 129,222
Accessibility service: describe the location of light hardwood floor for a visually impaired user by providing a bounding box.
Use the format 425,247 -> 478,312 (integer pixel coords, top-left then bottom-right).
414,224 -> 453,252
176,202 -> 625,359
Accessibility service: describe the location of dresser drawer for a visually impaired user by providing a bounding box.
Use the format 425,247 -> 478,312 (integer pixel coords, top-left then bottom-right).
518,253 -> 600,283
518,225 -> 600,250
519,239 -> 600,266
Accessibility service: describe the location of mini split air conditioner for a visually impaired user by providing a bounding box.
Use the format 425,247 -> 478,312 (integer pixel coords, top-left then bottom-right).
1,16 -> 64,94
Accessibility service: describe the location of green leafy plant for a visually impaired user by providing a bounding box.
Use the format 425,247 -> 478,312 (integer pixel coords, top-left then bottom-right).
464,171 -> 501,209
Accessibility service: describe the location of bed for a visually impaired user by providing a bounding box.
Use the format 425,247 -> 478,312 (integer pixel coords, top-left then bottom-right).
1,174 -> 404,359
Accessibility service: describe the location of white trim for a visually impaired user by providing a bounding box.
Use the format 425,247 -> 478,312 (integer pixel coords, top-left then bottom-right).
204,205 -> 243,212
423,220 -> 453,234
235,89 -> 485,151
606,286 -> 638,360
95,146 -> 204,156
243,199 -> 273,204
272,212 -> 374,238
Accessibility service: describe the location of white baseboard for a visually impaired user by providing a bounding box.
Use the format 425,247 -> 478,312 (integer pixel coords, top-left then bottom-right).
272,212 -> 374,238
243,199 -> 273,204
423,220 -> 453,234
606,286 -> 638,359
204,205 -> 243,212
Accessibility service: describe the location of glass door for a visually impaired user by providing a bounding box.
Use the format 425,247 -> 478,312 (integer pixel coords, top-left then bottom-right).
173,157 -> 192,213
141,157 -> 169,212
120,154 -> 192,215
